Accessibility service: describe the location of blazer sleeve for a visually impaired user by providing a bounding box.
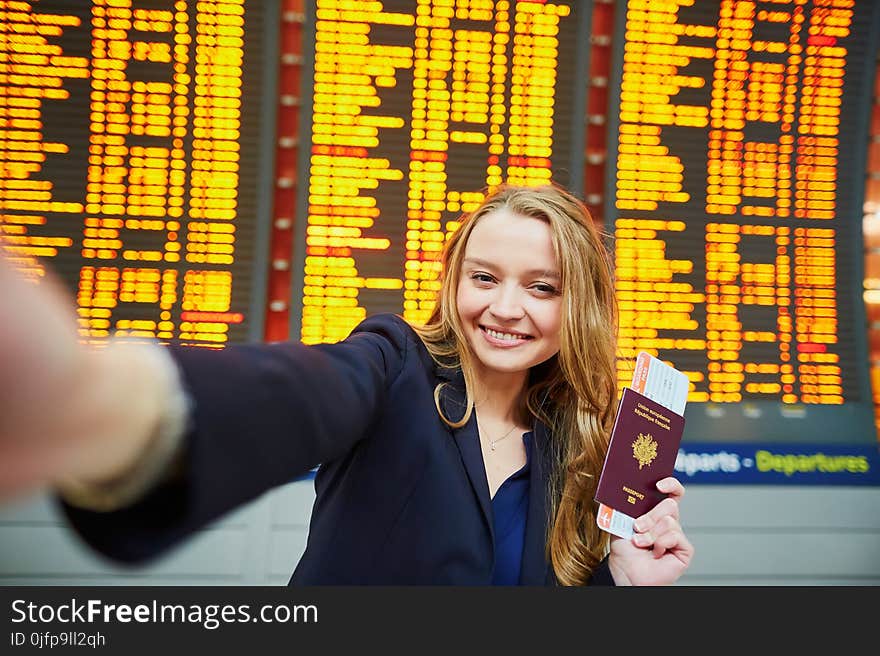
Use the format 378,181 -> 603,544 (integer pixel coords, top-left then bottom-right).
57,313 -> 410,564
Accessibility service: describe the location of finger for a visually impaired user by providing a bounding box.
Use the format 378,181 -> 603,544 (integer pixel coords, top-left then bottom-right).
652,529 -> 694,562
656,476 -> 685,499
632,531 -> 653,548
633,497 -> 679,533
631,515 -> 678,548
652,530 -> 681,558
648,514 -> 679,539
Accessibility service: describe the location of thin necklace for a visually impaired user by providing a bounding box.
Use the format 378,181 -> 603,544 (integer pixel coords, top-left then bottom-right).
489,424 -> 518,451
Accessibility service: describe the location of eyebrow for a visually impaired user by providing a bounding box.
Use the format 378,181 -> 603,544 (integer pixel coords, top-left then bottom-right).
462,258 -> 561,280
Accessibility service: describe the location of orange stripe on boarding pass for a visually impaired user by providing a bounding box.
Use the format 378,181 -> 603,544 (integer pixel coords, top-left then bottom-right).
597,503 -> 614,529
632,352 -> 650,393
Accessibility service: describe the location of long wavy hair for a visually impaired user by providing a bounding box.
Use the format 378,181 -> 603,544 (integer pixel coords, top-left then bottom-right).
412,183 -> 619,585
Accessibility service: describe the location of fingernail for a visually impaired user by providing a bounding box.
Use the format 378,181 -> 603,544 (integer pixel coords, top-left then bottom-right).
634,532 -> 652,546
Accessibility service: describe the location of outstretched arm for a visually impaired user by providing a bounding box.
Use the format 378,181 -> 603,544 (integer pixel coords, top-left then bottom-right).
60,314 -> 409,564
1,251 -> 410,564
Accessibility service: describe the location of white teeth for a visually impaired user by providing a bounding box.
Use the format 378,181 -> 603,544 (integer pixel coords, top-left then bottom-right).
486,328 -> 526,341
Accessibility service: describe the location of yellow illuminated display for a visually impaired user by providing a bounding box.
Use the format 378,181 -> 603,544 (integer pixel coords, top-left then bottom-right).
304,0 -> 575,343
614,0 -> 858,406
0,0 -> 250,347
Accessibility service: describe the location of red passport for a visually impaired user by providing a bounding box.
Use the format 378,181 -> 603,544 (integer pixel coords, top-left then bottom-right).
594,387 -> 685,518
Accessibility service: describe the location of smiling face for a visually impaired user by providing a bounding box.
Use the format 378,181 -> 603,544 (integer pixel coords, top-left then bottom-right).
455,208 -> 563,382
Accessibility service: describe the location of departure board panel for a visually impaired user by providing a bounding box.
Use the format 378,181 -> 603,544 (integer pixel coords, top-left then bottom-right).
607,0 -> 878,443
0,0 -> 270,347
296,0 -> 589,343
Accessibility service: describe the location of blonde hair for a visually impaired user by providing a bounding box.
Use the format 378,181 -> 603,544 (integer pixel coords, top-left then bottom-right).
412,183 -> 618,585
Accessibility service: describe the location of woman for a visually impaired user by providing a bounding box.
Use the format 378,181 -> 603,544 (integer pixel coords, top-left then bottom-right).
0,183 -> 693,585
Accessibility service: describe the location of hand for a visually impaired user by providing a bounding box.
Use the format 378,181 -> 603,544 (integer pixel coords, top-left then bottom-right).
607,477 -> 694,586
0,252 -> 166,503
0,251 -> 89,498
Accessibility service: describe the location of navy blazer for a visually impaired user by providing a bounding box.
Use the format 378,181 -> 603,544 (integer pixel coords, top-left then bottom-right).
61,313 -> 614,585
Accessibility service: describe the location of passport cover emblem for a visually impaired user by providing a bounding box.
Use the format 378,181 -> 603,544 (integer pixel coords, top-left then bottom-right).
632,433 -> 657,469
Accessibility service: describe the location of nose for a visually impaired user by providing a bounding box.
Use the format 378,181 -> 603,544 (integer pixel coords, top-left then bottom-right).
489,282 -> 525,321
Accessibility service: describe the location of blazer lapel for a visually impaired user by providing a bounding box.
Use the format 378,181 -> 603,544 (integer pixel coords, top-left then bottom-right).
519,419 -> 555,585
436,366 -> 494,545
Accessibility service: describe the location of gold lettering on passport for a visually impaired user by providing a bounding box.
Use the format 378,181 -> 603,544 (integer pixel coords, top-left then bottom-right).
632,433 -> 658,469
634,403 -> 671,430
622,486 -> 645,501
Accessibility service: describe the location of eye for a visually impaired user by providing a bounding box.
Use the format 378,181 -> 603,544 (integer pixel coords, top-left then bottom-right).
530,282 -> 558,296
471,272 -> 496,285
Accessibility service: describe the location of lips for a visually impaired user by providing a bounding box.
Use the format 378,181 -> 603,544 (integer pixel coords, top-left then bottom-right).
479,325 -> 534,346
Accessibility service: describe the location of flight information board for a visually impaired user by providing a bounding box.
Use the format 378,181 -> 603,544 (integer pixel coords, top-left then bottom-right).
607,0 -> 879,443
295,0 -> 590,343
0,0 -> 273,347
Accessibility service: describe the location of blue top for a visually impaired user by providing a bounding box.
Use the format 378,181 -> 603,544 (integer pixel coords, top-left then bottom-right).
490,432 -> 532,585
